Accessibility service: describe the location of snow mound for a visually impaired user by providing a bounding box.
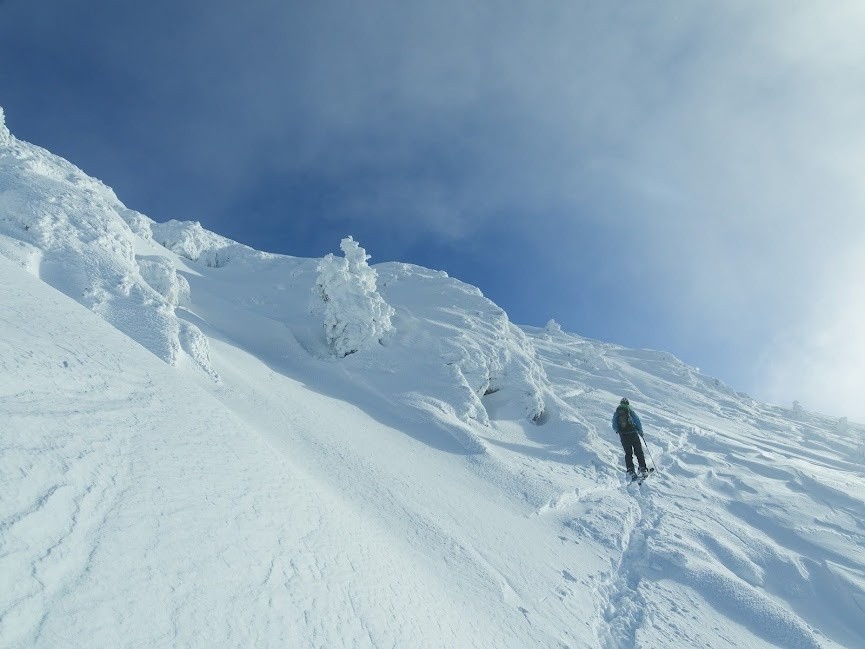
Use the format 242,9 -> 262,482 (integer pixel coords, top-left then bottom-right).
0,114 -> 216,378
137,255 -> 191,307
377,262 -> 550,427
150,218 -> 272,268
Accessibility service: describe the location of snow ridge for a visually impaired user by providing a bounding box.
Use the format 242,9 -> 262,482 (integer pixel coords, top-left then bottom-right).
0,118 -> 217,378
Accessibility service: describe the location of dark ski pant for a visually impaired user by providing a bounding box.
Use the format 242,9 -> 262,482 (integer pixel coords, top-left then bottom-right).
620,433 -> 647,473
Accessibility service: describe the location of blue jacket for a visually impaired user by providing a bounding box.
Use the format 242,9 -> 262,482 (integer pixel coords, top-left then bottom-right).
612,407 -> 643,435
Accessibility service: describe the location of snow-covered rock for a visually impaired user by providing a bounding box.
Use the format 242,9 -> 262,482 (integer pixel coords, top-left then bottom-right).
0,113 -> 216,378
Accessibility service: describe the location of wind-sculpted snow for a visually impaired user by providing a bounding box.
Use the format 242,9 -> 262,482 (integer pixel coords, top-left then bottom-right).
376,262 -> 550,426
0,124 -> 216,378
0,260 -> 505,648
149,218 -> 273,268
163,248 -> 551,452
525,330 -> 864,648
2,108 -> 865,648
136,255 -> 191,307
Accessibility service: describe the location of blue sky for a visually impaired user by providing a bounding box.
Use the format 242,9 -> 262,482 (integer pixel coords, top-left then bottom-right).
2,1 -> 864,420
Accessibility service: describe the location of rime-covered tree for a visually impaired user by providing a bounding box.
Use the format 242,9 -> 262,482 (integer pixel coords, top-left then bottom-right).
0,106 -> 11,146
314,236 -> 394,357
544,319 -> 563,335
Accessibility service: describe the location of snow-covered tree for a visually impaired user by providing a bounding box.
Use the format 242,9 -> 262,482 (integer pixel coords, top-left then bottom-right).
0,106 -> 11,146
314,236 -> 394,357
544,318 -> 562,335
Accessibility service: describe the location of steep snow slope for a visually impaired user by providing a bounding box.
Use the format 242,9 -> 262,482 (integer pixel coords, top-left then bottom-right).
523,328 -> 865,648
0,256 -> 522,648
2,110 -> 864,648
0,116 -> 216,378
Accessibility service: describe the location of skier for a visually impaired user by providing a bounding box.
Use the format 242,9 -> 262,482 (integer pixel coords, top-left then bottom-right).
612,397 -> 649,480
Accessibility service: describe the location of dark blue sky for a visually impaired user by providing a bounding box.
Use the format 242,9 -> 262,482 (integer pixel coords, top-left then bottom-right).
3,0 -> 864,417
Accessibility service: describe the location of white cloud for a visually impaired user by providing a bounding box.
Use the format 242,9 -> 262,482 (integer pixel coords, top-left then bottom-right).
7,1 -> 865,415
549,3 -> 865,374
757,239 -> 865,422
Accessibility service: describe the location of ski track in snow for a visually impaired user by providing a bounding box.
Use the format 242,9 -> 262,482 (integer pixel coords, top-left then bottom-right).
513,337 -> 863,648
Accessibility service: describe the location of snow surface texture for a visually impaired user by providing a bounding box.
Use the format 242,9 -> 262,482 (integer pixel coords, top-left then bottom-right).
2,109 -> 864,648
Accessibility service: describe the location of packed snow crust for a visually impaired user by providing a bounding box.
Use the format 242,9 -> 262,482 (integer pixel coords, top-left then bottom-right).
2,111 -> 865,648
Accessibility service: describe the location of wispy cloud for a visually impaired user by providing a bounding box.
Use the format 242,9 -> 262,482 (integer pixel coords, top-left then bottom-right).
3,0 -> 864,412
758,239 -> 865,420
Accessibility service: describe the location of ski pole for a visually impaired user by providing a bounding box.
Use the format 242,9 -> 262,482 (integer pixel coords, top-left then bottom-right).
642,434 -> 658,472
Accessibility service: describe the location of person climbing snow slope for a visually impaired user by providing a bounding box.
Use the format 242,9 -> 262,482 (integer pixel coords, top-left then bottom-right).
612,397 -> 649,480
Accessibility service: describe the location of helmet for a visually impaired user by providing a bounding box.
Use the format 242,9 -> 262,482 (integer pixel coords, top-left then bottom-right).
620,398 -> 629,405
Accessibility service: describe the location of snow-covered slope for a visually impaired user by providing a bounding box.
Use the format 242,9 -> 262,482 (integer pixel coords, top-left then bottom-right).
2,110 -> 864,648
0,111 -> 217,379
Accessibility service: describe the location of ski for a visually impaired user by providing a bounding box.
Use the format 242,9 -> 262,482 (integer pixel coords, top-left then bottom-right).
627,468 -> 655,486
635,468 -> 655,485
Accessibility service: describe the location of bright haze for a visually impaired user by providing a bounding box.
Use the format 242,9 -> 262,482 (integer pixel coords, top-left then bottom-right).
2,0 -> 864,420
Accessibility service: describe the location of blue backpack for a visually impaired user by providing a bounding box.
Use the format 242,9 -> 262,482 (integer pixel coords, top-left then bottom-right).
616,406 -> 635,433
